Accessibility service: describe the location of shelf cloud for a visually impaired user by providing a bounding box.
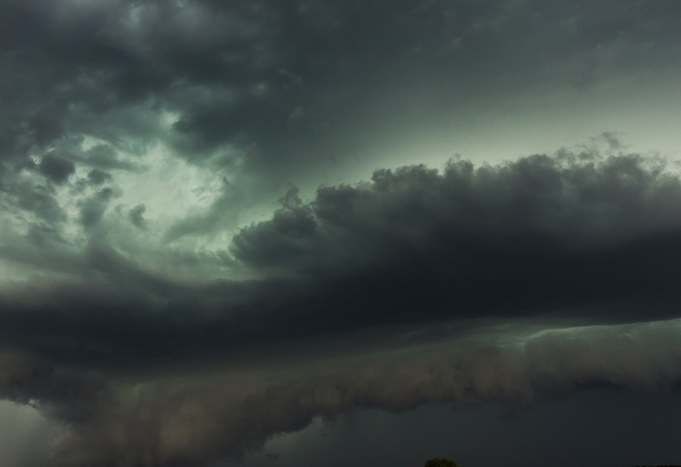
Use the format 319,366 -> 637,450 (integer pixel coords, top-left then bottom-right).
2,0 -> 681,466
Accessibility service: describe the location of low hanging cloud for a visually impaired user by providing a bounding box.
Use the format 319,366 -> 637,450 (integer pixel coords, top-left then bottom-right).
0,147 -> 680,465
233,151 -> 681,273
228,151 -> 681,333
2,0 -> 681,465
38,153 -> 76,185
3,318 -> 681,466
2,149 -> 681,367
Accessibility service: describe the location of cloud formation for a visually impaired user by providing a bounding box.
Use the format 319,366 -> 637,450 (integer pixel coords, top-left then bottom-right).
3,0 -> 681,466
1,148 -> 681,465
1,149 -> 681,365
231,151 -> 681,329
3,319 -> 681,466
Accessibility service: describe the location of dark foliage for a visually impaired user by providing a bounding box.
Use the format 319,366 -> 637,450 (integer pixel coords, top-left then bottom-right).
424,458 -> 460,467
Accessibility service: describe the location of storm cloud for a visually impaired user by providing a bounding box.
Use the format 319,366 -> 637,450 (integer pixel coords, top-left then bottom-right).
2,150 -> 681,466
4,319 -> 681,467
2,0 -> 681,466
1,150 -> 681,364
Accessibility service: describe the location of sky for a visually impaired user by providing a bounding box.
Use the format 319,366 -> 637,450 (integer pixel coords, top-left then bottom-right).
1,0 -> 681,466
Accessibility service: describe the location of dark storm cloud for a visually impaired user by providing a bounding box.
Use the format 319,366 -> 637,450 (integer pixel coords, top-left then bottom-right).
3,319 -> 681,467
2,0 -> 680,186
0,352 -> 103,411
7,182 -> 67,225
128,204 -> 147,229
1,149 -> 680,367
39,153 -> 76,184
228,151 -> 681,333
79,188 -> 114,229
3,1 -> 681,466
1,0 -> 680,246
86,169 -> 112,186
2,159 -> 681,462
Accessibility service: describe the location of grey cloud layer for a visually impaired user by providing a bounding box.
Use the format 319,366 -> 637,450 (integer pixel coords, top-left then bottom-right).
2,0 -> 681,466
1,0 -> 680,256
3,319 -> 681,466
229,151 -> 681,332
5,150 -> 681,466
2,150 -> 681,367
2,0 -> 680,189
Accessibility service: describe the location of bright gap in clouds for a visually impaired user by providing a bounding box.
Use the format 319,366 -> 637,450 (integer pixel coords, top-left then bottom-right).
363,77 -> 681,177
0,401 -> 56,467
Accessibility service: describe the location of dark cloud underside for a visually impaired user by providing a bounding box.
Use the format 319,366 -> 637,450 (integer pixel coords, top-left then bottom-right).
2,0 -> 681,466
4,318 -> 681,466
0,151 -> 680,367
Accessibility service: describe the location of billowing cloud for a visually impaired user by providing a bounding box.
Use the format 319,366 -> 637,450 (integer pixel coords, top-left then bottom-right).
1,149 -> 680,364
0,149 -> 680,466
39,153 -> 76,185
230,151 -> 681,330
3,319 -> 681,466
3,0 -> 681,466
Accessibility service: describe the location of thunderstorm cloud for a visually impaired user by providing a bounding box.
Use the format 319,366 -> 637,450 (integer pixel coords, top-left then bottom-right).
1,1 -> 681,466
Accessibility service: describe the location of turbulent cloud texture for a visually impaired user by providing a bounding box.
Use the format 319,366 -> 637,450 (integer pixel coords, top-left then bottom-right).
4,319 -> 681,466
3,149 -> 681,466
2,0 -> 681,466
2,150 -> 681,363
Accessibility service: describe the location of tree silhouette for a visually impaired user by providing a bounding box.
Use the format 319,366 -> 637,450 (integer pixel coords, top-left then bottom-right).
424,457 -> 460,467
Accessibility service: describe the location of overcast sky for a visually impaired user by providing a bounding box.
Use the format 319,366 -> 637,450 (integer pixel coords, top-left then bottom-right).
2,1 -> 681,466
